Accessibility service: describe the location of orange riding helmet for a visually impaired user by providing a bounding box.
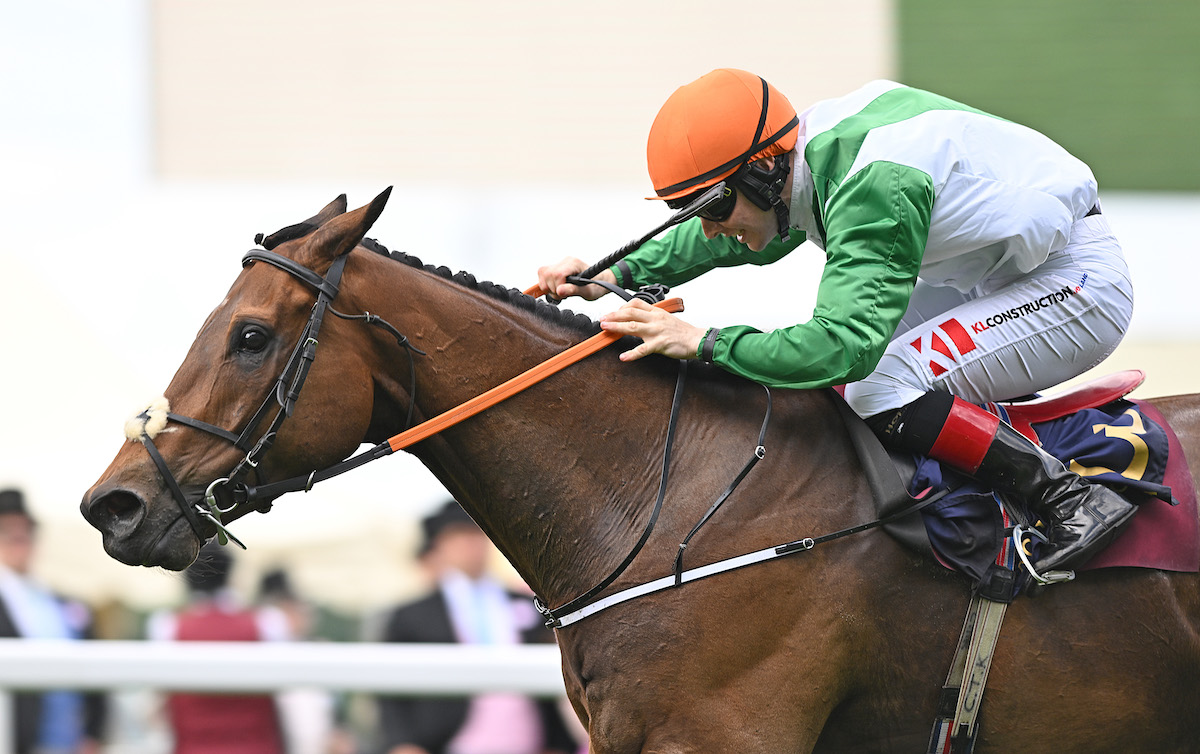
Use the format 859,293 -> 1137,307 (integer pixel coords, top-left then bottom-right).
646,69 -> 799,241
647,68 -> 799,202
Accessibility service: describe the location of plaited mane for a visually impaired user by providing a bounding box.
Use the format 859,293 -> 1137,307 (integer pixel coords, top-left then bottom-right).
359,238 -> 601,336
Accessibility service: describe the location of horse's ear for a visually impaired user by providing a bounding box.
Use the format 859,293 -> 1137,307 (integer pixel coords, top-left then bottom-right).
300,187 -> 392,264
307,194 -> 349,226
256,194 -> 350,250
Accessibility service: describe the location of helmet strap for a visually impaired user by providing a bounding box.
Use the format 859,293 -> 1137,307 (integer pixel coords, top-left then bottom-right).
735,151 -> 792,243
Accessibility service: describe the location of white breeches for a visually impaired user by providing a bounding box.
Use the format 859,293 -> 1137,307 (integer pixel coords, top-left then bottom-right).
843,214 -> 1133,418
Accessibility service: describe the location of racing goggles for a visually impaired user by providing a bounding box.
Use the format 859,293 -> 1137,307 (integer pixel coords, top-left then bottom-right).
666,182 -> 737,222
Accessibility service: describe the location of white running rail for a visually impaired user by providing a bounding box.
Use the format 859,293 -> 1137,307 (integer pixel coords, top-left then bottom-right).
0,638 -> 566,754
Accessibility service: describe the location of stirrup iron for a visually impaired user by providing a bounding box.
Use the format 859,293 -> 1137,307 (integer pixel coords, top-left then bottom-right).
1013,525 -> 1074,586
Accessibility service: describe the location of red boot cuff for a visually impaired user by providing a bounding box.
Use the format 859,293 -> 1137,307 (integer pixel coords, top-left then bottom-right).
928,398 -> 1001,474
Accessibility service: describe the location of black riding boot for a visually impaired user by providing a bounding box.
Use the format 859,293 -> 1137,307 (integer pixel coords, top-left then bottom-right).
867,391 -> 1139,574
976,420 -> 1138,573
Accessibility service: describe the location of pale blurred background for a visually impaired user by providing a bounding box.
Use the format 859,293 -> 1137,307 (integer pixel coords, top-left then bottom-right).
1,0 -> 1196,625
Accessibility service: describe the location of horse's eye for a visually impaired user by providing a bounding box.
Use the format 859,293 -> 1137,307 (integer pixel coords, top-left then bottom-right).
238,326 -> 270,353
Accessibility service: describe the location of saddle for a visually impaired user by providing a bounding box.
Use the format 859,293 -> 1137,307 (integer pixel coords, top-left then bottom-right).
1001,370 -> 1147,443
835,370 -> 1197,595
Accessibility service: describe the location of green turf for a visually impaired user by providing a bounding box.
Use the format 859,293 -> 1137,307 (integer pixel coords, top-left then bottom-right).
898,0 -> 1200,190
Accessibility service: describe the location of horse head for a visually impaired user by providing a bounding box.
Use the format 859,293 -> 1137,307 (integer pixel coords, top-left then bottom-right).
81,189 -> 398,569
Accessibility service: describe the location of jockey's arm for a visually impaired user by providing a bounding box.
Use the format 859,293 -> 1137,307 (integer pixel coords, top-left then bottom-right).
604,163 -> 932,386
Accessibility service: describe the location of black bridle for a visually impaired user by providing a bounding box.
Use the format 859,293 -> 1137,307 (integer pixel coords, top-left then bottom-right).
131,247 -> 423,547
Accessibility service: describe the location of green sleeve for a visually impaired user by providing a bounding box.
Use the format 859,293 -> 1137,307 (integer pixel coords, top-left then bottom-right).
710,162 -> 933,389
610,217 -> 805,288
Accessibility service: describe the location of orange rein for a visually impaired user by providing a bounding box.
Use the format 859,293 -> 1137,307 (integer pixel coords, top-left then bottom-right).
386,296 -> 684,452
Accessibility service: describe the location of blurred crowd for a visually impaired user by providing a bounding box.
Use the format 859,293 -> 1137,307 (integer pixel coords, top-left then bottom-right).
0,488 -> 586,754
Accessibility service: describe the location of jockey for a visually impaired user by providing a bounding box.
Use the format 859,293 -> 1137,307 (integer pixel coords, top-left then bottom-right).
536,68 -> 1137,575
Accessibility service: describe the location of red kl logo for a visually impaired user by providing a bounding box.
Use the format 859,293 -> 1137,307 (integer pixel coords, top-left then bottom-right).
910,318 -> 977,376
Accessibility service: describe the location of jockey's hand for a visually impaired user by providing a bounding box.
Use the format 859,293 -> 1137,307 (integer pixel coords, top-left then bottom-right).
600,298 -> 706,362
536,257 -> 617,301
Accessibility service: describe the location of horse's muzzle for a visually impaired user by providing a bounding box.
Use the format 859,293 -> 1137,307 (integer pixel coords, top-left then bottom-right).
81,486 -> 144,538
80,486 -> 200,570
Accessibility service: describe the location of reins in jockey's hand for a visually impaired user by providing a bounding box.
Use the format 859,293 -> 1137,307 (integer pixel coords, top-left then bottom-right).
562,276 -> 674,306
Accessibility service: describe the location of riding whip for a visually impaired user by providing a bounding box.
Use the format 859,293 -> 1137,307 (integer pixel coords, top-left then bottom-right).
524,181 -> 728,299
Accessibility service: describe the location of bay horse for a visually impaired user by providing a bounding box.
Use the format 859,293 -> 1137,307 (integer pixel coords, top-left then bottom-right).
82,190 -> 1200,752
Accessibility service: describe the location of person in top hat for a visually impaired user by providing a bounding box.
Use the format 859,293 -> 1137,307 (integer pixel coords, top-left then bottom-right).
375,500 -> 578,754
0,488 -> 107,754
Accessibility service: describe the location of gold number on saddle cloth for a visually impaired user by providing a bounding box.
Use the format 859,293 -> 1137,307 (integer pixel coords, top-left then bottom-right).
1069,407 -> 1150,481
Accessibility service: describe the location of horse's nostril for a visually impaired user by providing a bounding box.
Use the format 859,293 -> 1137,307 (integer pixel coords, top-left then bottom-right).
84,490 -> 145,535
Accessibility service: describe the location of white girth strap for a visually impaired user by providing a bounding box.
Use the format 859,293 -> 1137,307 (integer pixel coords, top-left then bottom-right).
927,593 -> 1009,753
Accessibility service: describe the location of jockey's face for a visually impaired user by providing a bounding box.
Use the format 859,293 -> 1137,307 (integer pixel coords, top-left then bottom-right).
699,190 -> 778,252
696,157 -> 787,252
